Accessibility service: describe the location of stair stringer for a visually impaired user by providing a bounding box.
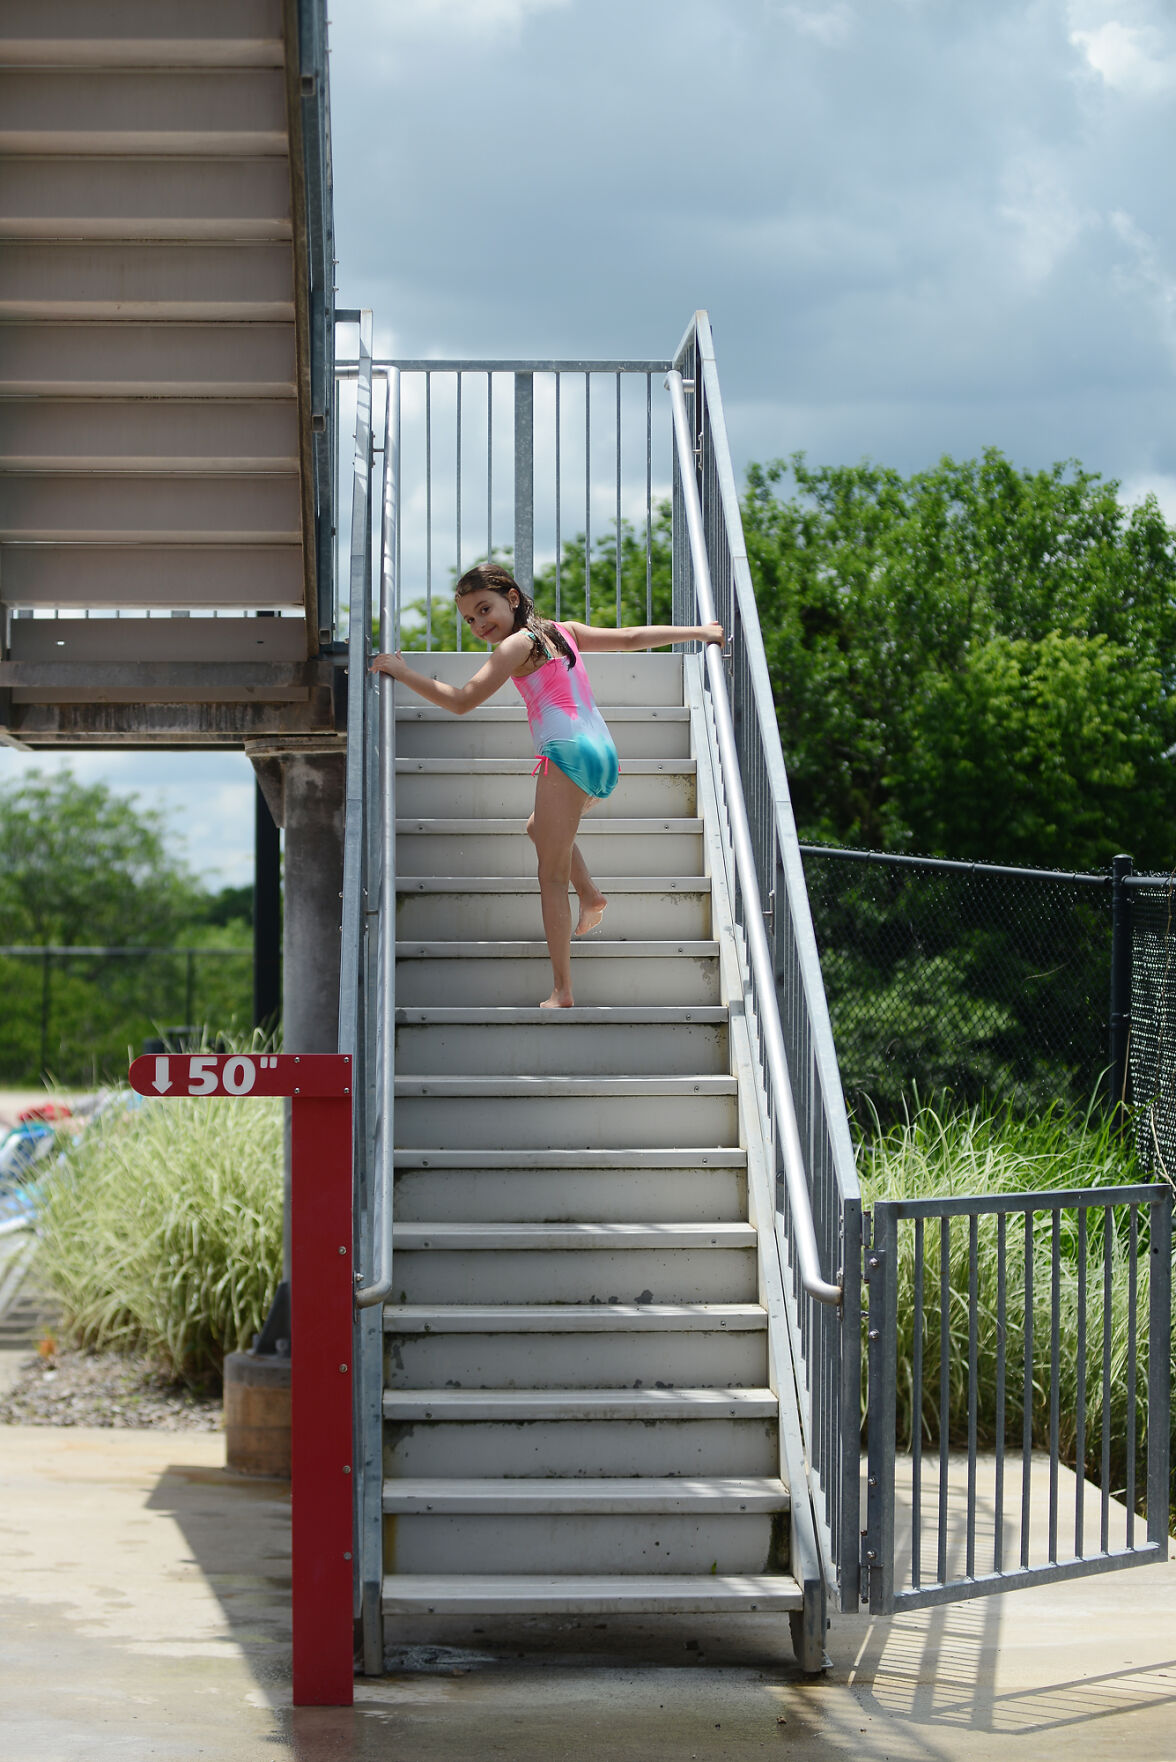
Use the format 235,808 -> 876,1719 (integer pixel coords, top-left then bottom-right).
684,653 -> 829,1672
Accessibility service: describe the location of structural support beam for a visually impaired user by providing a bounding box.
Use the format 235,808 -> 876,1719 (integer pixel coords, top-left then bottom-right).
253,781 -> 282,1031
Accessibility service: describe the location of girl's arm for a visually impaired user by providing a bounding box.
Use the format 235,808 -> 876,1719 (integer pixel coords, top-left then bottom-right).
370,629 -> 532,714
563,620 -> 723,654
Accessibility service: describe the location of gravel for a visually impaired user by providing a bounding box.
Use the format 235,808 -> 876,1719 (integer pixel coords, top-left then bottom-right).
0,1346 -> 222,1431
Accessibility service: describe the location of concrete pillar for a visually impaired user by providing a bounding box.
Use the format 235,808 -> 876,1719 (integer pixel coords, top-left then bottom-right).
280,750 -> 346,1054
248,742 -> 346,1304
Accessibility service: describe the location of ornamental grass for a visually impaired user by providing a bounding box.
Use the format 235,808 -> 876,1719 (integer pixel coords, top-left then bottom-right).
36,1091 -> 282,1389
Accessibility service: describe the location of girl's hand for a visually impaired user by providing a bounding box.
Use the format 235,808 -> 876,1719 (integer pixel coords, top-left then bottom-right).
702,621 -> 724,647
370,651 -> 408,680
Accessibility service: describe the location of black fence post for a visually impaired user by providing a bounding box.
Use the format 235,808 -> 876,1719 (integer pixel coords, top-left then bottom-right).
1109,852 -> 1133,1130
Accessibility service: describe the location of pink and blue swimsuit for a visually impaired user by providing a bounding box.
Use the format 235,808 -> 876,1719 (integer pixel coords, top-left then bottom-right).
512,622 -> 619,799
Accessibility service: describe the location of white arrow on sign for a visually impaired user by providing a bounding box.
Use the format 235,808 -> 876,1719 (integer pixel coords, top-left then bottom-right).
153,1057 -> 172,1094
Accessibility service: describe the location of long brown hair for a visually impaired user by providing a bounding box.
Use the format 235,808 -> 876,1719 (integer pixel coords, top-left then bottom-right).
454,562 -> 575,669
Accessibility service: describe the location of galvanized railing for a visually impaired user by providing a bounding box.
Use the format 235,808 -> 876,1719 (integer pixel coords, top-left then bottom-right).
669,313 -> 863,1611
864,1185 -> 1172,1612
332,358 -> 672,642
334,313 -> 397,1672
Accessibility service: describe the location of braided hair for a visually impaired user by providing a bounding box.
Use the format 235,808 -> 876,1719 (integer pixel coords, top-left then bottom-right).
454,562 -> 576,669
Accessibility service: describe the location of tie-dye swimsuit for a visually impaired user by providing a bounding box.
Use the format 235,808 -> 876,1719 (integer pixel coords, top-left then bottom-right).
512,622 -> 620,799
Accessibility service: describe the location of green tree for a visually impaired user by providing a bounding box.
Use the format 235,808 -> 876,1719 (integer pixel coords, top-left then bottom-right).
742,449 -> 1176,870
0,770 -> 200,949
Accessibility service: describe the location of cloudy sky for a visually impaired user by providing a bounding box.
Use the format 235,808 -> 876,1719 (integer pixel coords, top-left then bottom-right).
4,0 -> 1175,888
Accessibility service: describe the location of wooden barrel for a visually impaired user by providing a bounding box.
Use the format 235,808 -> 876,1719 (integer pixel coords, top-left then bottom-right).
223,1349 -> 291,1478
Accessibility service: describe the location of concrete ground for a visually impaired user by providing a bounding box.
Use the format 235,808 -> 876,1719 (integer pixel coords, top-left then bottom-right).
1,1422 -> 1175,1762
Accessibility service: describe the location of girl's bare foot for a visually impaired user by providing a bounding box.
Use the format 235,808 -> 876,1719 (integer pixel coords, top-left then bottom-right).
540,987 -> 575,1009
575,893 -> 608,936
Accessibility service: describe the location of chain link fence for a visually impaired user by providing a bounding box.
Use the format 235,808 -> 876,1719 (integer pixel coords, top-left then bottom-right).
0,947 -> 253,1088
1127,874 -> 1176,1180
800,847 -> 1115,1131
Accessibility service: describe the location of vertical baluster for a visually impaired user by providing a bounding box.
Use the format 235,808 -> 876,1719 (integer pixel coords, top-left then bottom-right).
966,1213 -> 979,1579
555,373 -> 562,621
1048,1209 -> 1061,1563
455,373 -> 463,650
615,371 -> 622,627
1101,1206 -> 1112,1552
1075,1207 -> 1087,1556
584,372 -> 591,621
1021,1210 -> 1034,1569
994,1212 -> 1006,1572
912,1218 -> 924,1588
487,370 -> 494,566
1126,1205 -> 1138,1546
938,1215 -> 950,1586
645,372 -> 653,623
425,372 -> 433,650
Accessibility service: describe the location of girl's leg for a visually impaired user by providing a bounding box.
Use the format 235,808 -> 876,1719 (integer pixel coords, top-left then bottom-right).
569,830 -> 608,935
527,765 -> 591,1008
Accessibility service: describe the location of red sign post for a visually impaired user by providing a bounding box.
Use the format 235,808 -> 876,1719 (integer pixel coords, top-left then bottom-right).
129,1052 -> 355,1707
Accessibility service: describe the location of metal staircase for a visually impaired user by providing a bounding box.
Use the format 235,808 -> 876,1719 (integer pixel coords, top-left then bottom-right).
0,0 -> 336,748
382,649 -> 802,1627
338,320 -> 855,1675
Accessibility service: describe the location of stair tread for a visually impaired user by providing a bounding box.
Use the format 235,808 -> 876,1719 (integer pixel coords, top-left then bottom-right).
381,1476 -> 789,1513
383,1387 -> 777,1420
397,705 -> 690,720
384,1303 -> 766,1332
395,1075 -> 735,1097
397,876 -> 710,892
393,1150 -> 746,1167
394,1223 -> 756,1250
396,758 -> 695,775
381,1572 -> 802,1612
397,817 -> 703,834
397,940 -> 718,958
395,1006 -> 726,1024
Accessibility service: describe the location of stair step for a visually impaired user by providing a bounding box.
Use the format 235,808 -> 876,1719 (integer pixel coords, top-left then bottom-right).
381,1573 -> 803,1615
394,1077 -> 738,1151
396,821 -> 705,880
0,320 -> 297,398
392,650 -> 684,706
393,1149 -> 746,1169
394,1223 -> 754,1251
394,1149 -> 747,1225
394,759 -> 694,819
395,1009 -> 727,1076
384,1305 -> 768,1389
381,1477 -> 788,1515
395,1076 -> 735,1098
383,1387 -> 777,1421
384,1304 -> 765,1333
391,1221 -> 757,1303
395,944 -> 720,1008
396,702 -> 691,760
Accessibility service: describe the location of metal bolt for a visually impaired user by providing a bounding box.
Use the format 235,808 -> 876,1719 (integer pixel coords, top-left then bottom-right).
868,1329 -> 880,1341
343,1551 -> 352,1561
868,1475 -> 877,1488
867,1255 -> 880,1270
865,1550 -> 876,1562
339,1245 -> 348,1255
343,1465 -> 351,1475
339,1363 -> 348,1373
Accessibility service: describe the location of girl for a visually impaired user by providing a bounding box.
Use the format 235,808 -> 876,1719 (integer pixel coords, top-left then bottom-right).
371,561 -> 723,1009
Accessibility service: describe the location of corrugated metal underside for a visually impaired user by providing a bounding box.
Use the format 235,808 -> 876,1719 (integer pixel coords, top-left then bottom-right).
0,0 -> 335,746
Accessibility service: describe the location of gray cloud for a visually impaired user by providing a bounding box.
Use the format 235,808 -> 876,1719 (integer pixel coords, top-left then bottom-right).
330,0 -> 1176,492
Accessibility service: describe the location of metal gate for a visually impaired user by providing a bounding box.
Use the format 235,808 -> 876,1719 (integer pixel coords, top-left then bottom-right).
864,1184 -> 1171,1613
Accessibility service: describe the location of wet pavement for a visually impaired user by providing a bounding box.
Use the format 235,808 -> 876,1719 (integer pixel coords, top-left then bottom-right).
2,1423 -> 1176,1760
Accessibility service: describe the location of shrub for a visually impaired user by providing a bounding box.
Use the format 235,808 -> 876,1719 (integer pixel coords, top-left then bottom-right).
36,1092 -> 282,1388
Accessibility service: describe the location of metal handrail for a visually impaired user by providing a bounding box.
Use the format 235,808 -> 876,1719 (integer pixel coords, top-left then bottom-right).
666,370 -> 841,1307
357,367 -> 399,1309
